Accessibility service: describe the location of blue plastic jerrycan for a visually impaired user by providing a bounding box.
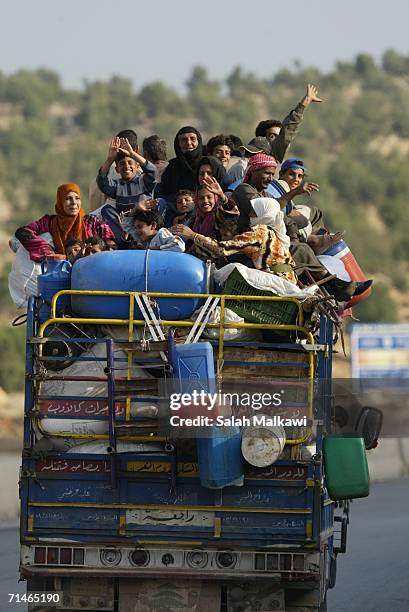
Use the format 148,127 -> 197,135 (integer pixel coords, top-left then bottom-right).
170,341 -> 244,489
37,255 -> 72,321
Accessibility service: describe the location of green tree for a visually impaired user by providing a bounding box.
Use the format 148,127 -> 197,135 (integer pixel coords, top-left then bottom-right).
0,325 -> 26,392
139,82 -> 188,119
382,50 -> 409,76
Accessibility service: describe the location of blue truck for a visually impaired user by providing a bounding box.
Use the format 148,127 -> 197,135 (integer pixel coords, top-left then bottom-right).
20,277 -> 363,612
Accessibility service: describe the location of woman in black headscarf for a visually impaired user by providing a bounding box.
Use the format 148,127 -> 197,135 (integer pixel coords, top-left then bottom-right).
160,126 -> 203,198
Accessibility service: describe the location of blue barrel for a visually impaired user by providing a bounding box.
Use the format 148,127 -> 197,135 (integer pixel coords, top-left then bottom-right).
37,256 -> 72,322
70,250 -> 209,320
171,342 -> 244,489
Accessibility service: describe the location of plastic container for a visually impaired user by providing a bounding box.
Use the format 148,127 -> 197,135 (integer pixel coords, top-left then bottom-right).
171,342 -> 216,396
222,268 -> 298,326
71,250 -> 209,320
170,341 -> 244,489
196,429 -> 244,489
323,435 -> 369,500
241,420 -> 286,467
323,240 -> 372,307
37,255 -> 72,321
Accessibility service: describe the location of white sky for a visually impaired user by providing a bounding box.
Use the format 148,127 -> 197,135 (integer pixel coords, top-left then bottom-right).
1,0 -> 408,90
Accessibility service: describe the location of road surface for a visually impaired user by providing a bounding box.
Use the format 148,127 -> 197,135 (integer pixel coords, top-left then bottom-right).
1,480 -> 408,611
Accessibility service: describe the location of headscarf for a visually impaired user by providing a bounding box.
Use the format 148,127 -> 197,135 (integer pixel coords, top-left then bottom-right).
50,183 -> 86,254
242,153 -> 278,184
174,126 -> 203,177
249,197 -> 290,248
160,127 -> 203,197
192,190 -> 218,238
196,156 -> 226,187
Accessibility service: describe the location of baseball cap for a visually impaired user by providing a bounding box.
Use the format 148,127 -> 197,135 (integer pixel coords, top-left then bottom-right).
280,158 -> 307,174
240,137 -> 271,155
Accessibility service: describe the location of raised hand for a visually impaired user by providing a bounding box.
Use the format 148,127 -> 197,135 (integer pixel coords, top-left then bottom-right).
294,182 -> 320,197
303,84 -> 323,106
107,137 -> 121,161
118,137 -> 136,158
201,176 -> 224,198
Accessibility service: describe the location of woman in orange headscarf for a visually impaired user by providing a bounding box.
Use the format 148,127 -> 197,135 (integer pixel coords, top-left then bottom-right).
14,183 -> 114,262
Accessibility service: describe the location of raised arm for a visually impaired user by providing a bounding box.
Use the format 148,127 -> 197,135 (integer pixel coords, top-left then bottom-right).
97,137 -> 120,198
276,182 -> 320,209
118,138 -> 157,194
271,84 -> 323,162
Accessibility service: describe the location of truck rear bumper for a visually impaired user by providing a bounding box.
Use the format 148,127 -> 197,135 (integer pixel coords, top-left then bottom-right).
21,564 -> 319,584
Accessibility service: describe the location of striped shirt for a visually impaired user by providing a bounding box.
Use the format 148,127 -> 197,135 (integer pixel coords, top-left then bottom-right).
96,162 -> 158,213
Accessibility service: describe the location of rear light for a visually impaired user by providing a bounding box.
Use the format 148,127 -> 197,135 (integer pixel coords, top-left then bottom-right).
266,554 -> 279,571
60,548 -> 72,564
46,548 -> 59,564
293,555 -> 305,571
129,549 -> 150,567
100,549 -> 121,566
34,547 -> 46,564
216,551 -> 237,569
255,553 -> 265,570
280,554 -> 292,571
33,546 -> 84,566
73,548 -> 85,565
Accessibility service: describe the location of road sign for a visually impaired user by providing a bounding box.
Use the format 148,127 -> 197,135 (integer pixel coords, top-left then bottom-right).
350,323 -> 409,383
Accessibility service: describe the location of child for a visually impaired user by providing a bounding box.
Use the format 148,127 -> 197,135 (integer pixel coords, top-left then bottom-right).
64,239 -> 84,263
171,185 -> 219,256
96,136 -> 158,243
104,238 -> 118,251
130,210 -> 185,252
84,236 -> 105,255
172,189 -> 195,225
191,185 -> 218,237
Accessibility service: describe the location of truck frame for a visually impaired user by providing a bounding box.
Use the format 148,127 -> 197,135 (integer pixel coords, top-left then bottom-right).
20,288 -> 349,612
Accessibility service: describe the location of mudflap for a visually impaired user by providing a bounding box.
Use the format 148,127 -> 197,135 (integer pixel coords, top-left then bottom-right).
226,584 -> 285,612
118,579 -> 221,612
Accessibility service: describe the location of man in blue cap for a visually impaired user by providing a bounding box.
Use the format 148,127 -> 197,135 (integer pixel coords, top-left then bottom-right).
266,158 -> 327,241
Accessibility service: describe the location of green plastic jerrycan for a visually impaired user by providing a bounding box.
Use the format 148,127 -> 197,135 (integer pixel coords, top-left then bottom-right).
323,434 -> 370,500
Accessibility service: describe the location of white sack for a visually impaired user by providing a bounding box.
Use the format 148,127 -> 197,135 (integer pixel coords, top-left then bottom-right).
214,263 -> 319,299
8,233 -> 54,309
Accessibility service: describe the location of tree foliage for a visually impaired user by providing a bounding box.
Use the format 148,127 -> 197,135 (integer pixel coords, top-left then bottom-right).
1,52 -> 409,389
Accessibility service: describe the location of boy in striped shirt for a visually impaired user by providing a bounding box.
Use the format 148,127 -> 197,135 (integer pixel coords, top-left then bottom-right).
97,136 -> 158,244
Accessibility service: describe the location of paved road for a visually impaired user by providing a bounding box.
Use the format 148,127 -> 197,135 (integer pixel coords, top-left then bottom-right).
0,525 -> 25,611
328,479 -> 409,611
1,480 -> 408,611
